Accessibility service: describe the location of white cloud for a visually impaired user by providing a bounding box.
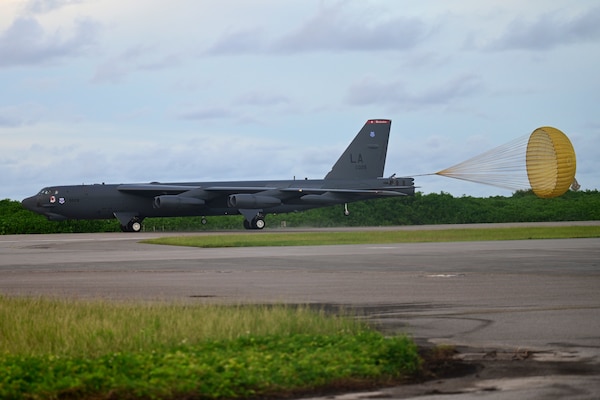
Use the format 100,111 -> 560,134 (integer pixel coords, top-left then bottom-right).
23,0 -> 84,15
471,6 -> 600,51
205,27 -> 266,55
272,3 -> 430,53
0,103 -> 46,127
175,106 -> 235,122
205,2 -> 431,55
345,74 -> 485,110
91,44 -> 182,83
0,16 -> 99,67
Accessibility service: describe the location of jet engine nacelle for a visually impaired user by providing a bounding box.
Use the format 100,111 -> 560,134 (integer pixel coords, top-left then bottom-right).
153,195 -> 205,209
228,194 -> 282,209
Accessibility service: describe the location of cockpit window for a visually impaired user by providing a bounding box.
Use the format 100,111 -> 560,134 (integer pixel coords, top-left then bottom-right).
38,188 -> 58,195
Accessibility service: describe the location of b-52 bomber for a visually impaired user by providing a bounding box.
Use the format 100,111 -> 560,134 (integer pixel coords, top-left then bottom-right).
22,119 -> 415,231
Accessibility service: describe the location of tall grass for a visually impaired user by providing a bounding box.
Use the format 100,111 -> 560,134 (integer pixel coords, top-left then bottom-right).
0,297 -> 421,399
0,297 -> 363,357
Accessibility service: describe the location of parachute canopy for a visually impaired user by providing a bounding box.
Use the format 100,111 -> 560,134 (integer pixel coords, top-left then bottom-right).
526,127 -> 576,198
436,126 -> 576,198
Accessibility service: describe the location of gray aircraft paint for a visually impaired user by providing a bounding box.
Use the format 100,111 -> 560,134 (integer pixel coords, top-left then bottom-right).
325,119 -> 390,180
22,119 -> 415,231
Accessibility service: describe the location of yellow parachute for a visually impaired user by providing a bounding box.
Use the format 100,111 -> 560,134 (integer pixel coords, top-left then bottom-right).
526,127 -> 576,198
436,126 -> 577,198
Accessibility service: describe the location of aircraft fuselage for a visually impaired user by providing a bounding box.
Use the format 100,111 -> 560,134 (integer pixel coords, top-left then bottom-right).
21,177 -> 414,229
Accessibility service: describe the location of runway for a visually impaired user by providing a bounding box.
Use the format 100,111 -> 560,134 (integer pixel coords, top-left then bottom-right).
1,223 -> 599,399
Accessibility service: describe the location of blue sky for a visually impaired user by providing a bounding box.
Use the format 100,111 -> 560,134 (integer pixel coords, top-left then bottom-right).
2,0 -> 599,201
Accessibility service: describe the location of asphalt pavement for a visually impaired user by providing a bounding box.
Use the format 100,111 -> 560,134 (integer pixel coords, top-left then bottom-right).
1,222 -> 599,399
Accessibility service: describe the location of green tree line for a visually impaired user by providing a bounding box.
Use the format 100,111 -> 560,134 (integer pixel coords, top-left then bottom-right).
1,190 -> 599,234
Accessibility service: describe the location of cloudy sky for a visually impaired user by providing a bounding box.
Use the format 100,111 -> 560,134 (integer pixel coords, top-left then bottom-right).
2,0 -> 599,201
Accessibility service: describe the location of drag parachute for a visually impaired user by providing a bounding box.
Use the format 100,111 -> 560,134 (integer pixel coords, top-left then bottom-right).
526,127 -> 576,198
436,126 -> 576,198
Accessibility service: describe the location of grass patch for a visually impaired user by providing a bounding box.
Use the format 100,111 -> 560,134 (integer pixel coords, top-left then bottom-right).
142,225 -> 600,248
0,297 -> 421,399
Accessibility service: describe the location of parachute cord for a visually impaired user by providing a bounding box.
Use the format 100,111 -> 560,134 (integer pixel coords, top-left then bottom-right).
431,133 -> 532,191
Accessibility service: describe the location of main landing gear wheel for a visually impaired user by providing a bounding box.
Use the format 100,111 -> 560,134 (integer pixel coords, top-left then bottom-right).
121,218 -> 143,232
244,215 -> 266,230
129,220 -> 142,232
253,217 -> 266,229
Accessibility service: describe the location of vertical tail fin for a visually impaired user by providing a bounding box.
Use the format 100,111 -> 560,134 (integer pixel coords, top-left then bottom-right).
325,119 -> 391,180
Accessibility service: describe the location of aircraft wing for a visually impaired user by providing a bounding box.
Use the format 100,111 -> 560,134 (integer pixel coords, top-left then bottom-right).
200,186 -> 408,201
199,186 -> 409,208
202,186 -> 279,193
280,188 -> 408,196
118,183 -> 407,199
118,184 -> 282,194
117,184 -> 202,196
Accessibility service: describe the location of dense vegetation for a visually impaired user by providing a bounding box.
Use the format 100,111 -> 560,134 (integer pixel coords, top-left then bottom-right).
2,190 -> 599,234
0,298 -> 420,400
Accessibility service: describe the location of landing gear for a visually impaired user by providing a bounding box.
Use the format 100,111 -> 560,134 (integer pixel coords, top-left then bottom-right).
243,214 -> 266,230
344,203 -> 350,216
129,219 -> 142,232
120,217 -> 143,232
253,216 -> 266,229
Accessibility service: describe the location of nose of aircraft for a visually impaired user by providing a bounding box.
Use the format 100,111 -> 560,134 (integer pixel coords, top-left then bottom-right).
21,195 -> 39,212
